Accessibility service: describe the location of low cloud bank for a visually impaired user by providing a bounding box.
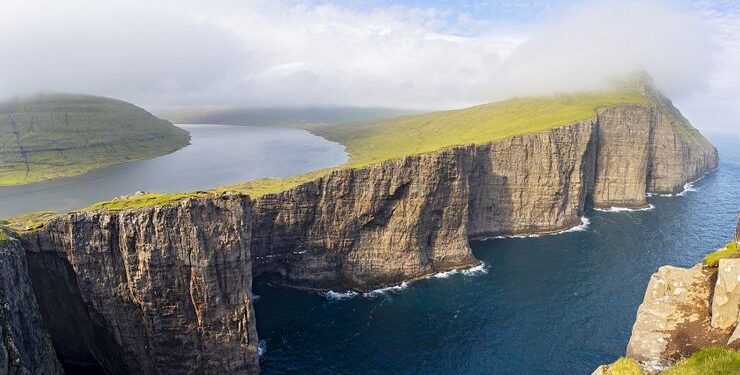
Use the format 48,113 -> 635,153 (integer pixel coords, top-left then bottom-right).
0,0 -> 723,115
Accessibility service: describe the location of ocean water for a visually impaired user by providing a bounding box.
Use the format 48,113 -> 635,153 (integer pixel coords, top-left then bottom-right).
0,124 -> 347,217
254,133 -> 740,374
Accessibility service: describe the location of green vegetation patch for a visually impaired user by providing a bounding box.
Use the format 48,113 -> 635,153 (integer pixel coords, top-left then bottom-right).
604,357 -> 644,375
703,241 -> 740,267
663,347 -> 740,375
0,228 -> 9,245
0,211 -> 58,232
0,93 -> 190,185
217,169 -> 334,197
83,192 -> 211,212
312,91 -> 648,167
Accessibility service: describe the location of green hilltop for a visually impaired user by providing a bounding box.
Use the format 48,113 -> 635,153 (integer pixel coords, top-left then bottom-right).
0,94 -> 190,185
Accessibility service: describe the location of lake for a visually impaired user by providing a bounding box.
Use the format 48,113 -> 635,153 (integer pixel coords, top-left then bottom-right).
0,124 -> 347,217
253,134 -> 740,375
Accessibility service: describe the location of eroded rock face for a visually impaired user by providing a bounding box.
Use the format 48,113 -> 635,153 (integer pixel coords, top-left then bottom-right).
712,259 -> 740,329
468,121 -> 597,237
251,147 -> 479,291
592,106 -> 654,209
626,265 -> 708,366
626,264 -> 734,372
20,195 -> 259,374
0,237 -> 62,375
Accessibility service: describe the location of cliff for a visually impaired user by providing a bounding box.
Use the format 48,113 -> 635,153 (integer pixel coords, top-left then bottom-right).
594,214 -> 740,374
16,195 -> 259,374
0,90 -> 718,373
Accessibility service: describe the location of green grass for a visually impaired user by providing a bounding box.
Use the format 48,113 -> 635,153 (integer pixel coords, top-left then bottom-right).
0,93 -> 190,185
604,358 -> 644,375
82,192 -> 212,212
703,241 -> 740,267
312,91 -> 648,167
0,228 -> 9,245
0,211 -> 58,232
663,347 -> 740,375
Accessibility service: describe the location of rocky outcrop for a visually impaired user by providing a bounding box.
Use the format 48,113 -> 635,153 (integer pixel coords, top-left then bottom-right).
0,237 -> 62,375
19,195 -> 259,374
616,215 -> 740,373
625,264 -> 728,371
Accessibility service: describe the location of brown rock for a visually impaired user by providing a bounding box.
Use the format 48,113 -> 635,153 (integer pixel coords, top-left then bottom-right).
711,259 -> 740,329
20,195 -> 259,374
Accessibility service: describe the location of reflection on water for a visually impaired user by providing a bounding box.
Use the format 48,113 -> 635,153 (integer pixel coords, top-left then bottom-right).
0,124 -> 347,217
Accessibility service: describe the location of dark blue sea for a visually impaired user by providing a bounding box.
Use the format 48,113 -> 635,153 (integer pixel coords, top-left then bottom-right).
254,133 -> 740,374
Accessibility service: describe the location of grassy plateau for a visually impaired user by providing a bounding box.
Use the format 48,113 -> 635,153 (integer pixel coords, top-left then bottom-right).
0,93 -> 190,185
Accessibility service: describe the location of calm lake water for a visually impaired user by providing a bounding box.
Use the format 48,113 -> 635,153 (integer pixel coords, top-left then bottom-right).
0,124 -> 347,217
254,133 -> 740,375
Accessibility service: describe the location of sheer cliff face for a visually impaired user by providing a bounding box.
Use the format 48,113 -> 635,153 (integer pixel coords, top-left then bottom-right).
468,121 -> 597,237
0,238 -> 62,375
20,195 -> 259,374
251,148 -> 479,291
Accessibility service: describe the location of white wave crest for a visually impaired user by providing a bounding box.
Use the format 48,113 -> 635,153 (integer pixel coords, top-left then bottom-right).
258,340 -> 267,357
363,282 -> 409,298
461,262 -> 489,276
323,290 -> 359,300
556,216 -> 590,233
433,269 -> 460,278
594,204 -> 655,212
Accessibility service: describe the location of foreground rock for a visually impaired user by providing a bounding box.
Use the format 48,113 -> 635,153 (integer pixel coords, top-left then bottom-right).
597,213 -> 740,374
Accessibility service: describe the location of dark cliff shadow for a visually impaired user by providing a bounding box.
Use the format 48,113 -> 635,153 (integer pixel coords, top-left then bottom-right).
26,252 -> 127,375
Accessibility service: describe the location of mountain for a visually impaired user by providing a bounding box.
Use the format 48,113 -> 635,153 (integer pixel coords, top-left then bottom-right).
158,106 -> 416,127
0,94 -> 190,185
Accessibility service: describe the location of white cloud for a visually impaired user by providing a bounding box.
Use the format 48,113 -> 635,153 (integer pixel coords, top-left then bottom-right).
0,0 -> 735,134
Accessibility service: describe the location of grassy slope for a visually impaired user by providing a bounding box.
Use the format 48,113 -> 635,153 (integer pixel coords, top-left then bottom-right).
0,94 -> 190,185
703,241 -> 740,266
311,91 -> 647,168
603,348 -> 740,375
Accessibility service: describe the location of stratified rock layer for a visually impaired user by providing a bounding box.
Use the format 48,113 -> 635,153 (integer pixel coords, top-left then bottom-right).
20,195 -> 259,374
0,237 -> 62,375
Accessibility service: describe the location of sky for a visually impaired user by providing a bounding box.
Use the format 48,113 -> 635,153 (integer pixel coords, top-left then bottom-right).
0,0 -> 738,133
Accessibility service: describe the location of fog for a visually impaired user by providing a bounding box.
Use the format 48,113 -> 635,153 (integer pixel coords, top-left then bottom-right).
1,0 -> 737,132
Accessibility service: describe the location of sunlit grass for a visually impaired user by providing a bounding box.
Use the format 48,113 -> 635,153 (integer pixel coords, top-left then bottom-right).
312,91 -> 648,167
703,241 -> 740,267
663,347 -> 740,375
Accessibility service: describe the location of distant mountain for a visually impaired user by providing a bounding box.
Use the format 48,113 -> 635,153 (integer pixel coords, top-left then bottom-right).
158,107 -> 417,127
0,93 -> 190,185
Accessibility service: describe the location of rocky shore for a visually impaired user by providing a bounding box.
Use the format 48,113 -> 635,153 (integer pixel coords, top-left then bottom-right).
1,96 -> 718,373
